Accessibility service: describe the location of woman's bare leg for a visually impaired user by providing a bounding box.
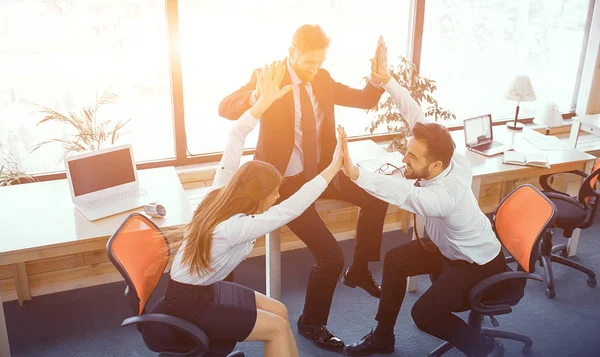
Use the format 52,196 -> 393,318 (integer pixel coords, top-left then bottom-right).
243,308 -> 291,357
254,291 -> 299,357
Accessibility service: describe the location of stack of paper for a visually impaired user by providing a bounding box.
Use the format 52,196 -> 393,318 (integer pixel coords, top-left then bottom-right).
523,130 -> 570,151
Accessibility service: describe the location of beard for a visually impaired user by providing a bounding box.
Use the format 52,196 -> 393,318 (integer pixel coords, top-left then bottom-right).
404,165 -> 430,180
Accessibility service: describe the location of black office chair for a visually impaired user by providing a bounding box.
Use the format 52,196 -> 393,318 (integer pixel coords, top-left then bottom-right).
107,213 -> 244,357
428,184 -> 555,357
537,159 -> 600,298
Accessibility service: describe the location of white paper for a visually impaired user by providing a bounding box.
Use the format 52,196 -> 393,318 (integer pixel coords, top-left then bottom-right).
349,140 -> 405,174
523,130 -> 570,150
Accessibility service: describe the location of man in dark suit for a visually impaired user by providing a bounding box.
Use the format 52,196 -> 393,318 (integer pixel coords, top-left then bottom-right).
218,24 -> 389,351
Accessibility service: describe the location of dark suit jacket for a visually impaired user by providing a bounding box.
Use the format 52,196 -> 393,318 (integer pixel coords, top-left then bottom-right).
218,60 -> 384,175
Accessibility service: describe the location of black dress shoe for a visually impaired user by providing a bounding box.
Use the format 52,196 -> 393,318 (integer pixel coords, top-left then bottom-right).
297,315 -> 344,351
344,330 -> 395,355
485,338 -> 504,357
342,267 -> 382,298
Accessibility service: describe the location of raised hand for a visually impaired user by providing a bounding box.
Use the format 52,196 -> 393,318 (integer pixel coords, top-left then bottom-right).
337,126 -> 359,180
370,36 -> 391,85
256,61 -> 292,105
331,125 -> 345,171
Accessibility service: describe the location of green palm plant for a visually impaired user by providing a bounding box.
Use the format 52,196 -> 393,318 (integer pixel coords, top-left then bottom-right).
31,90 -> 131,161
365,56 -> 456,153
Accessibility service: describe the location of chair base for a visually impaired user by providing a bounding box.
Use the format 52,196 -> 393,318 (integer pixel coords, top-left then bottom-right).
427,312 -> 534,357
538,233 -> 596,299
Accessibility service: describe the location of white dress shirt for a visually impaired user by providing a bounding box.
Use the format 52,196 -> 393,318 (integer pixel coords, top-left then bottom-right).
353,78 -> 501,265
170,110 -> 328,285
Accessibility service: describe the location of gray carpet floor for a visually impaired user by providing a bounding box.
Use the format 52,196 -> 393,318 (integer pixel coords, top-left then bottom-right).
4,210 -> 600,357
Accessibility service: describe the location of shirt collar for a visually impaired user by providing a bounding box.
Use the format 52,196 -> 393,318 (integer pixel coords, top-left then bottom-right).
420,161 -> 453,187
286,57 -> 302,86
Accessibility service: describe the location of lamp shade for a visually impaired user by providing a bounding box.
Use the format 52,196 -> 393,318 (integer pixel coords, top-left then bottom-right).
505,75 -> 537,102
533,102 -> 564,127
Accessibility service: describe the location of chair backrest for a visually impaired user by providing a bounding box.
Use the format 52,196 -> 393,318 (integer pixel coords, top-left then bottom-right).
580,159 -> 600,207
494,184 -> 556,273
107,213 -> 169,316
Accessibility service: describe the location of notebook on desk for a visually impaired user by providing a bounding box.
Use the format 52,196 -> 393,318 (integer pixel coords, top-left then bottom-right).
64,144 -> 154,221
502,151 -> 550,168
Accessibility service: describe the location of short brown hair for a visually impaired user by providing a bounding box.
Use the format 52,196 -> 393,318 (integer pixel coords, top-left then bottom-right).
291,24 -> 330,53
412,122 -> 455,168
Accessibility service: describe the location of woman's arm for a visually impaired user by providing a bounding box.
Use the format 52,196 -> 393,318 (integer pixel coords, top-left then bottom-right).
212,62 -> 293,188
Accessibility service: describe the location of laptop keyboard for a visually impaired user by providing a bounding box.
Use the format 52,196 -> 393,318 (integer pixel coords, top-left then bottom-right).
83,188 -> 147,209
477,141 -> 503,151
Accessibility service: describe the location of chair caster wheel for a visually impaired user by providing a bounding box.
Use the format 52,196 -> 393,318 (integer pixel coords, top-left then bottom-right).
588,278 -> 597,288
546,288 -> 555,298
522,344 -> 532,356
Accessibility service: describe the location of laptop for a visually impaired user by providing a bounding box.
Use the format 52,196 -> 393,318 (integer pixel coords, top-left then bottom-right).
463,114 -> 511,156
65,144 -> 153,221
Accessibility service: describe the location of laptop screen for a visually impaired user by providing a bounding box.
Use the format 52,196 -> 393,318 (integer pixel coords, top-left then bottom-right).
464,114 -> 492,147
68,147 -> 136,197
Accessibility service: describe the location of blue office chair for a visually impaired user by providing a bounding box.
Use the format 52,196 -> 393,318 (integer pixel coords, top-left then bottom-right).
107,213 -> 244,357
537,159 -> 600,298
428,184 -> 555,357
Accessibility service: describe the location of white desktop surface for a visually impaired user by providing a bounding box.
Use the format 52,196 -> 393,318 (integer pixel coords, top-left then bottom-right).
0,166 -> 192,261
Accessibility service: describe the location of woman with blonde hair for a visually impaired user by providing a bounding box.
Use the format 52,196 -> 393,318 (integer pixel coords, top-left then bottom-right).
165,61 -> 345,357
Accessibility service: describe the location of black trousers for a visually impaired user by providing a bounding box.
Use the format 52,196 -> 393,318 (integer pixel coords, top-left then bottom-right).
278,172 -> 389,325
376,239 -> 506,357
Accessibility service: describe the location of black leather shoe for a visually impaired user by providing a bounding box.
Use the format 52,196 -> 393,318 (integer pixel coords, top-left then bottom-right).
297,315 -> 344,351
342,267 -> 382,298
344,329 -> 395,355
485,338 -> 504,357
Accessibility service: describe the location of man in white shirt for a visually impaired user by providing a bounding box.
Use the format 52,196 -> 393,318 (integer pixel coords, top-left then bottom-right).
341,41 -> 507,357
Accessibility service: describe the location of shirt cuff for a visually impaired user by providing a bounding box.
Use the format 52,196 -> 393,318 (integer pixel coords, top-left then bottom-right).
249,90 -> 258,105
382,77 -> 400,92
368,76 -> 383,89
312,174 -> 329,191
355,166 -> 372,187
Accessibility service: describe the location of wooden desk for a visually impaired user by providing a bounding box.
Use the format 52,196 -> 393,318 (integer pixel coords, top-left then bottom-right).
0,166 -> 193,357
452,126 -> 595,254
569,114 -> 600,148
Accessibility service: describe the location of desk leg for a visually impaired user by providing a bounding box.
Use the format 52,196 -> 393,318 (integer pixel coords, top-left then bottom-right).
0,290 -> 11,357
11,263 -> 31,306
266,228 -> 282,300
567,160 -> 594,256
568,121 -> 581,148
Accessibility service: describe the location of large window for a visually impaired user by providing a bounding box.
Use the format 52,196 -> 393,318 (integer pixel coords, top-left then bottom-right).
0,0 -> 595,177
0,0 -> 174,174
179,0 -> 411,155
420,0 -> 590,125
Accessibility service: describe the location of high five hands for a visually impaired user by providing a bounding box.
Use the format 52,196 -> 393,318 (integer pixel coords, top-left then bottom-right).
370,36 -> 392,86
336,126 -> 360,181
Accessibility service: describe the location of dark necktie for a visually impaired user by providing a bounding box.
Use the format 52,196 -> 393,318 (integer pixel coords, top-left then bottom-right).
300,83 -> 318,180
413,179 -> 439,253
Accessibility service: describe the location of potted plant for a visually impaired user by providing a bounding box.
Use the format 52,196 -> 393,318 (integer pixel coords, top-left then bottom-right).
365,56 -> 456,153
31,90 -> 131,161
0,143 -> 37,186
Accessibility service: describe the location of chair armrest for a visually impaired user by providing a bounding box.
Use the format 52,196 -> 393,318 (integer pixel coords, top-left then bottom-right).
545,192 -> 586,210
539,171 -> 587,196
122,314 -> 209,355
468,271 -> 543,315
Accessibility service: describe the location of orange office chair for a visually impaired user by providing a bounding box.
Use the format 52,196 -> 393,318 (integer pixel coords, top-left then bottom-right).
428,184 -> 555,357
106,213 -> 244,357
537,159 -> 600,298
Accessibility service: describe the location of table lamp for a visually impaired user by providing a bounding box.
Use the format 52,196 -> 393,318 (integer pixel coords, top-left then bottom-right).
505,75 -> 536,131
533,102 -> 564,135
